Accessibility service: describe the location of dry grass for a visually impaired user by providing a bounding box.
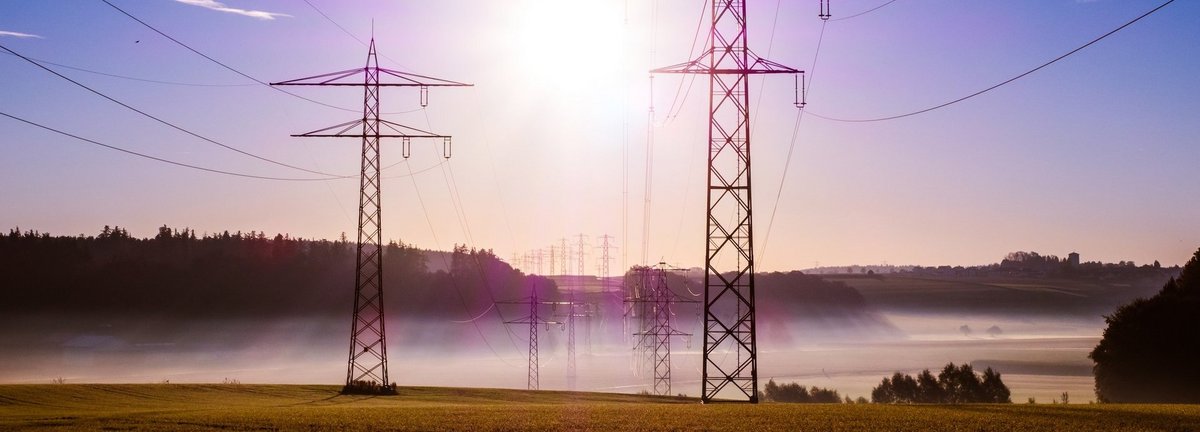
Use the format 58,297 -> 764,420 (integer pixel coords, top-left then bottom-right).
2,384 -> 1198,431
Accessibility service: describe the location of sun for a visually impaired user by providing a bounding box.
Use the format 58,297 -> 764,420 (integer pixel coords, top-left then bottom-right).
510,0 -> 629,97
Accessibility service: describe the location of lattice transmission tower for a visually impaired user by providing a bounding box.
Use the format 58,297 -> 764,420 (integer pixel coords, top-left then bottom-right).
596,234 -> 617,355
500,286 -> 562,390
625,266 -> 655,377
652,0 -> 804,403
271,38 -> 471,394
631,265 -> 694,395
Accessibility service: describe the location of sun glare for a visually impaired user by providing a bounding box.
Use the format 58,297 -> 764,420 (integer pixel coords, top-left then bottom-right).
511,0 -> 628,97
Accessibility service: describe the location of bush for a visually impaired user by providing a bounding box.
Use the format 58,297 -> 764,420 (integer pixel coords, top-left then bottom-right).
870,363 -> 1010,403
342,380 -> 397,395
763,379 -> 842,403
1090,248 -> 1200,403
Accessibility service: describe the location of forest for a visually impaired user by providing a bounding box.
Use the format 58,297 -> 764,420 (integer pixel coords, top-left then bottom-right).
0,226 -> 886,350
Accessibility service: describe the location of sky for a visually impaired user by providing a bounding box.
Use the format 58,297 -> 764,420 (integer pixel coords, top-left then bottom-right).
1,0 -> 1197,272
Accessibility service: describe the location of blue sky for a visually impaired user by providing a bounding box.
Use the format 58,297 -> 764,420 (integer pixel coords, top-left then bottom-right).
1,0 -> 1197,270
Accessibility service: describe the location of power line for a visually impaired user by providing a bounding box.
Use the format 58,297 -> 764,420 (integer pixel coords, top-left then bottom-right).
662,0 -> 705,124
0,51 -> 256,87
830,0 -> 899,22
98,0 -> 419,115
809,0 -> 1175,123
300,0 -> 412,73
0,42 -> 348,179
403,161 -> 523,366
0,111 -> 332,181
405,104 -> 524,361
1,110 -> 442,182
760,20 -> 828,266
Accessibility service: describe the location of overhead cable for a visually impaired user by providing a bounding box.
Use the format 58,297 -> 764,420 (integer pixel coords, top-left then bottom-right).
0,42 -> 348,178
0,111 -> 332,181
831,0 -> 899,22
809,0 -> 1175,123
99,0 -> 420,115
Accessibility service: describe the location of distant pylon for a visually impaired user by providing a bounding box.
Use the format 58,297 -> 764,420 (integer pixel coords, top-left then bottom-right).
596,234 -> 617,355
500,285 -> 561,390
576,234 -> 588,276
598,234 -> 616,281
559,238 -> 569,276
625,266 -> 655,377
652,0 -> 803,403
568,294 -> 576,390
634,264 -> 694,395
542,297 -> 587,391
272,38 -> 471,394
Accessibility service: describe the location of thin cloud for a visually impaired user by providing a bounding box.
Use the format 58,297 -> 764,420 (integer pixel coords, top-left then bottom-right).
0,30 -> 43,39
175,0 -> 290,20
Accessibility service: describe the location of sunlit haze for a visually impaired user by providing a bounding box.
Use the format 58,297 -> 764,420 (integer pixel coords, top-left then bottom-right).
2,0 -> 1197,271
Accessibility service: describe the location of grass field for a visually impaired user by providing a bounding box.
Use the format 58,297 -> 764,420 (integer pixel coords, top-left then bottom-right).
2,385 -> 1199,431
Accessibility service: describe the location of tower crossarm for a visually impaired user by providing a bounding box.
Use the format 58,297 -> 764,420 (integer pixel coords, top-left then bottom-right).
270,67 -> 472,87
291,118 -> 450,139
651,49 -> 802,76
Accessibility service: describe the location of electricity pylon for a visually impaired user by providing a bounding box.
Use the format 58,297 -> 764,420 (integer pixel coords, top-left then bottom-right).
500,286 -> 561,390
559,238 -> 569,276
627,264 -> 696,395
596,234 -> 617,355
636,265 -> 694,395
625,266 -> 655,377
576,234 -> 588,276
652,0 -> 804,403
271,38 -> 470,394
545,297 -> 587,391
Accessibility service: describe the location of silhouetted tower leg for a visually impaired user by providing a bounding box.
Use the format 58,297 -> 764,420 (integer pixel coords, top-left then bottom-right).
271,38 -> 471,394
652,0 -> 802,403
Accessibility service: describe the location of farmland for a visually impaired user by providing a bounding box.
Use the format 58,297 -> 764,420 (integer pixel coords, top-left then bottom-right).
2,384 -> 1199,431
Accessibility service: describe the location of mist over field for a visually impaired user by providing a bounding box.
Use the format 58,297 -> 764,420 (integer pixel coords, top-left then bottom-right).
1,231 -> 1178,403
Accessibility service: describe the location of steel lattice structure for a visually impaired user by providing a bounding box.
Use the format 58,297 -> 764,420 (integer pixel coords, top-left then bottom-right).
271,39 -> 470,394
652,0 -> 802,403
500,287 -> 562,390
628,265 -> 695,396
566,291 -> 577,390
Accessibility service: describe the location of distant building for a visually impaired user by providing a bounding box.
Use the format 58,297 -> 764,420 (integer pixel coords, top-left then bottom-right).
1068,252 -> 1080,267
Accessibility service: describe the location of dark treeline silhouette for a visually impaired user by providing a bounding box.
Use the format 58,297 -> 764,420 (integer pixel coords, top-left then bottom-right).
0,226 -> 553,322
903,250 -> 1177,280
1090,247 -> 1200,403
871,363 -> 1011,404
762,379 -> 842,403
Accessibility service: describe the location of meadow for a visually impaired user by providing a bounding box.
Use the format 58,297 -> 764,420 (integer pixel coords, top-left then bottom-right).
2,384 -> 1199,431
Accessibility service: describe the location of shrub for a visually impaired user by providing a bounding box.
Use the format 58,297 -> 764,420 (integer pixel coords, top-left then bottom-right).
763,379 -> 841,403
342,380 -> 397,395
870,363 -> 1010,403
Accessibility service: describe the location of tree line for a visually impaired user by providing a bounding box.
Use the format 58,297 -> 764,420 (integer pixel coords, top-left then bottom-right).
0,225 -> 552,321
871,363 -> 1011,404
